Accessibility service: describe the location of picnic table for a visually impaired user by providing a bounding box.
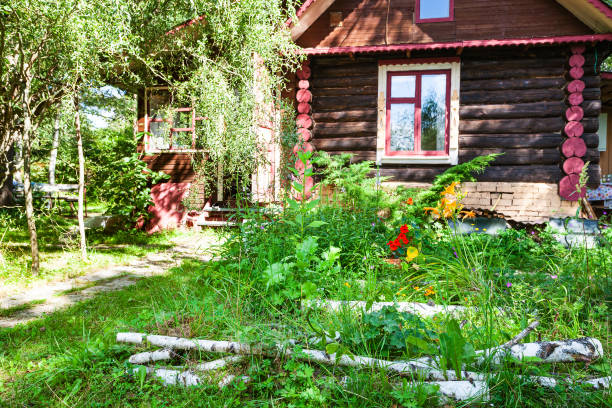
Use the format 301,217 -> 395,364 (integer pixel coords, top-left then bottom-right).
12,182 -> 87,216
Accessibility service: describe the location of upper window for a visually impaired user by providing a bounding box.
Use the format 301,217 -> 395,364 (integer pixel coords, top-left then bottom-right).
415,0 -> 454,23
144,87 -> 203,152
377,59 -> 460,165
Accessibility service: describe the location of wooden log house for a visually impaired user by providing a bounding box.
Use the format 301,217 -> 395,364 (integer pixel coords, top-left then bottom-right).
288,0 -> 612,222
137,0 -> 612,229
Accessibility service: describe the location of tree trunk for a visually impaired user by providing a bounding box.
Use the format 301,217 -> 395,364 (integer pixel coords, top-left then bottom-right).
48,112 -> 60,185
0,144 -> 14,207
21,83 -> 39,274
74,95 -> 86,260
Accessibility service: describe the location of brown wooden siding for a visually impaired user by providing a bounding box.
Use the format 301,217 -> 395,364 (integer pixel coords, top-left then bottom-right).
308,46 -> 602,185
142,153 -> 196,183
298,0 -> 592,49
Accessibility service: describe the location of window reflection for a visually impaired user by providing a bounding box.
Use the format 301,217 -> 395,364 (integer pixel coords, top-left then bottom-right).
390,104 -> 415,151
421,74 -> 447,151
419,0 -> 451,19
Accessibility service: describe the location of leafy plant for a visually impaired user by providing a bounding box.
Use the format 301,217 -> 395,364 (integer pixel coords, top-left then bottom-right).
99,153 -> 169,225
437,319 -> 477,379
390,379 -> 440,408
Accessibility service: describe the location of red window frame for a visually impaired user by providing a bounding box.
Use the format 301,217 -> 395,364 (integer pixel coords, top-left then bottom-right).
145,87 -> 202,151
385,70 -> 451,157
415,0 -> 454,23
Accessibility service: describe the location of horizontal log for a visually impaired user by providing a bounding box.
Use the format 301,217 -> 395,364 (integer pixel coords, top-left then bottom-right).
459,134 -> 563,148
459,117 -> 565,134
460,77 -> 565,92
459,148 -> 561,165
312,76 -> 377,89
461,67 -> 564,80
461,89 -> 565,104
581,88 -> 601,100
475,165 -> 563,183
315,121 -> 377,137
313,137 -> 376,151
314,64 -> 378,78
579,100 -> 602,117
330,151 -> 376,162
459,102 -> 564,119
581,76 -> 600,88
379,167 -> 449,182
581,118 -> 599,133
313,95 -> 375,111
312,109 -> 377,123
314,86 -> 378,97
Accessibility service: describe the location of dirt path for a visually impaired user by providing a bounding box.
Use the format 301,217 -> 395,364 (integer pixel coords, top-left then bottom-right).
0,234 -> 222,328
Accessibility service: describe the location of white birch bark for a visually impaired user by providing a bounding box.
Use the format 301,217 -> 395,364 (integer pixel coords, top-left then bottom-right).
48,112 -> 60,185
73,94 -> 86,260
303,300 -> 467,318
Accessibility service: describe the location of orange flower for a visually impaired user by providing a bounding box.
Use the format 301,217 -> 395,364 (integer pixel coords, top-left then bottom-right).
460,210 -> 476,219
406,197 -> 414,205
423,207 -> 440,219
441,182 -> 459,197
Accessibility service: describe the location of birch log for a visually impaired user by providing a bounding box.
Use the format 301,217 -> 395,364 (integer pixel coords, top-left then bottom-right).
130,365 -> 250,388
412,338 -> 603,368
129,349 -> 176,365
117,332 -> 483,382
303,300 -> 467,317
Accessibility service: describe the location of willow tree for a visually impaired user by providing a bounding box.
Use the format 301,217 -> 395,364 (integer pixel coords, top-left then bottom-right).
129,0 -> 303,197
0,0 -> 133,272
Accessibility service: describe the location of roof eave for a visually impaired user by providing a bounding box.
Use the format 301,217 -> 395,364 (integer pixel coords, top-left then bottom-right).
556,0 -> 612,32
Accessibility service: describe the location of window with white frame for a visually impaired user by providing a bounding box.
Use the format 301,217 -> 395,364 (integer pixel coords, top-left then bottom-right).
144,87 -> 203,152
415,0 -> 454,23
599,113 -> 608,152
377,59 -> 460,165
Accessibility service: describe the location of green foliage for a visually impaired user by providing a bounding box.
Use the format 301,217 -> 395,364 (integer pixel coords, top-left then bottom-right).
390,380 -> 440,408
437,319 -> 476,380
98,153 -> 169,224
346,306 -> 436,356
312,152 -> 388,209
415,153 -> 500,209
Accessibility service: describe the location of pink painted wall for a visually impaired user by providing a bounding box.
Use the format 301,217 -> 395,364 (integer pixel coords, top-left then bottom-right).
147,182 -> 190,233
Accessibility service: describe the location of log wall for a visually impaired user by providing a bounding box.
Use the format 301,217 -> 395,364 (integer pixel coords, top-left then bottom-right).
308,46 -> 603,185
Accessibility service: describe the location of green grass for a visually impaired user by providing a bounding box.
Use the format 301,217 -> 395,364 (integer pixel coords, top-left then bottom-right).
0,208 -> 195,290
0,299 -> 46,318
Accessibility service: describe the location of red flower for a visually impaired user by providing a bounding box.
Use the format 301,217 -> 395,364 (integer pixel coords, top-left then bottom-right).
398,233 -> 409,245
400,224 -> 409,234
387,241 -> 398,251
406,198 -> 413,205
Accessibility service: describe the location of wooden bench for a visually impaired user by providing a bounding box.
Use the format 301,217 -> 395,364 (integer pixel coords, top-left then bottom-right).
12,183 -> 87,216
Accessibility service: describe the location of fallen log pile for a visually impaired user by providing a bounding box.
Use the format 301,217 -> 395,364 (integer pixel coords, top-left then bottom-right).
117,321 -> 610,402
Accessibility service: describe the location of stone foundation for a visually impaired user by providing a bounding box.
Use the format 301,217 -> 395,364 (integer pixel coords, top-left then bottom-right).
460,182 -> 579,223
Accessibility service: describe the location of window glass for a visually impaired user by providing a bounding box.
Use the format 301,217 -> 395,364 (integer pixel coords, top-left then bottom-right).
420,74 -> 447,151
598,113 -> 608,152
419,0 -> 450,20
391,75 -> 416,98
390,104 -> 415,151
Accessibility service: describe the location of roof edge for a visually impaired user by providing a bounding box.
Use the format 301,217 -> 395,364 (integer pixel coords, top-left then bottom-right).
300,34 -> 612,56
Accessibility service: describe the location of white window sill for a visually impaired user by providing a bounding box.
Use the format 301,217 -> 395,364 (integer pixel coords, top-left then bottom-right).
379,156 -> 452,165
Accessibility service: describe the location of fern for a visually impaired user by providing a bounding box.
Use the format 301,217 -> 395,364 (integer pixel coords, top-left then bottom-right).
416,154 -> 501,208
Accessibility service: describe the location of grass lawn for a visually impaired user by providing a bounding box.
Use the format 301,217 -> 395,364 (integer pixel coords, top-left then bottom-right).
0,205 -> 195,294
0,212 -> 610,407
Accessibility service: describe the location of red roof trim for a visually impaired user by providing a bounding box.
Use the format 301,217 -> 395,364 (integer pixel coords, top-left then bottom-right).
586,0 -> 612,20
300,34 -> 612,55
601,72 -> 612,79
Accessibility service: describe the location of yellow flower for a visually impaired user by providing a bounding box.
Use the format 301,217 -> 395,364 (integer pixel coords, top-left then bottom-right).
405,246 -> 419,262
413,286 -> 421,291
424,286 -> 435,297
344,282 -> 351,288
